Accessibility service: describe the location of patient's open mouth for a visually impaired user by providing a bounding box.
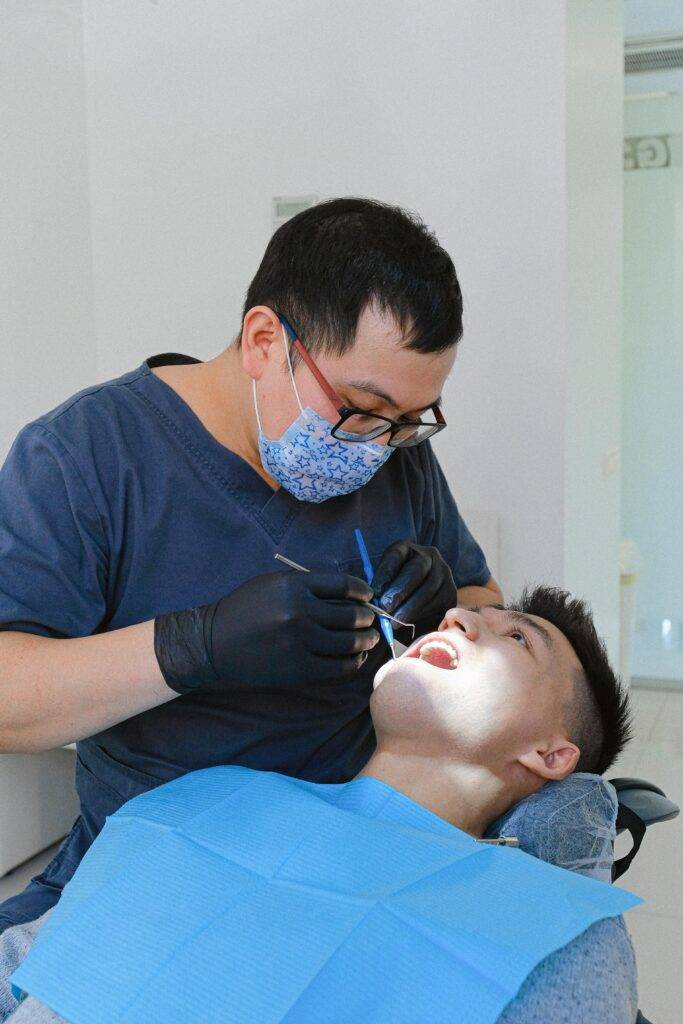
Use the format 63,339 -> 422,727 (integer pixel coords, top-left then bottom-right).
409,637 -> 459,670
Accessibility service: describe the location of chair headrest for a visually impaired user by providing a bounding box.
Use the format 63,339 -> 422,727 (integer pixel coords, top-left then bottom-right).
484,773 -> 618,882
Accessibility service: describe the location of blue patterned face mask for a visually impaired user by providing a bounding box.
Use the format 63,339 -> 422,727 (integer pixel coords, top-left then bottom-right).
252,326 -> 393,503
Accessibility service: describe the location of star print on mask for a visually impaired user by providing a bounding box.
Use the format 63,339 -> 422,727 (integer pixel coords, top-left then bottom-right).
252,326 -> 393,503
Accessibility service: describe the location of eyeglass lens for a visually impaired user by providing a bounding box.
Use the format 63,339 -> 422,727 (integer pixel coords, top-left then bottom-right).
333,412 -> 439,448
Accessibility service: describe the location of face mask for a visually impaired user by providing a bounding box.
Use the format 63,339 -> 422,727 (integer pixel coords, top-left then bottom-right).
252,326 -> 393,503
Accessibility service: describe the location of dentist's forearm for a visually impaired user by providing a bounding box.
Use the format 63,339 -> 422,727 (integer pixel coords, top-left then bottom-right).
457,578 -> 504,610
0,622 -> 175,753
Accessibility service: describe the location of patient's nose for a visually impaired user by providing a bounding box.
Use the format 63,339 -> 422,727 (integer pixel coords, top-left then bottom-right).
438,608 -> 480,641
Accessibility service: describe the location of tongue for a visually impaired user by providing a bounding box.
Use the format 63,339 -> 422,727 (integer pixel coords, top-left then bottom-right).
420,647 -> 455,670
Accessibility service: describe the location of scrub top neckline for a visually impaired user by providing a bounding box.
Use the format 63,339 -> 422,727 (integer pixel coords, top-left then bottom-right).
140,353 -> 301,540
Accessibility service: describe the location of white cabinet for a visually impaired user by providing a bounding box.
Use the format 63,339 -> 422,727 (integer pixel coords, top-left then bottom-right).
0,748 -> 78,877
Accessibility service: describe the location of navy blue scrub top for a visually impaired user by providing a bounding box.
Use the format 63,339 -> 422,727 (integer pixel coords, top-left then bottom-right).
0,355 -> 490,930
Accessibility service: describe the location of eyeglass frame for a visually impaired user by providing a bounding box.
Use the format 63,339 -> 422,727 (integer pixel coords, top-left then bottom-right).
278,315 -> 447,448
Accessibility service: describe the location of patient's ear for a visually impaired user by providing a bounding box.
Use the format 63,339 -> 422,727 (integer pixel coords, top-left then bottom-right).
518,741 -> 580,782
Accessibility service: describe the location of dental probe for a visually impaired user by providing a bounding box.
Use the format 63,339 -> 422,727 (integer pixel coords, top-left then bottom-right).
353,528 -> 396,660
274,553 -> 415,637
476,837 -> 519,847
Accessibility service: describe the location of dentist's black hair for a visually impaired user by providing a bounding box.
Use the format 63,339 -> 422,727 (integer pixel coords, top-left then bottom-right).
240,197 -> 463,363
512,586 -> 633,776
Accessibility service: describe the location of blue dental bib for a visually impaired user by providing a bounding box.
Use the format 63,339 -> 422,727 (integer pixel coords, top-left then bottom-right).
13,767 -> 640,1024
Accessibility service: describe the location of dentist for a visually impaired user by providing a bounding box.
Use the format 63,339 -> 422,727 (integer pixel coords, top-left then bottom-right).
0,198 -> 501,932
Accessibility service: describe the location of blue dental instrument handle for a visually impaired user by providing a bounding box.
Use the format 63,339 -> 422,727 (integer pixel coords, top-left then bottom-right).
354,528 -> 396,660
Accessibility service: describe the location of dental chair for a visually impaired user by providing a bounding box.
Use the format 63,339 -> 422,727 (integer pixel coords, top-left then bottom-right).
488,773 -> 679,1024
610,776 -> 679,882
612,777 -> 679,1024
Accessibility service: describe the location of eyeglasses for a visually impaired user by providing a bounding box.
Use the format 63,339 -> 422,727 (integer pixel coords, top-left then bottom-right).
280,316 -> 447,448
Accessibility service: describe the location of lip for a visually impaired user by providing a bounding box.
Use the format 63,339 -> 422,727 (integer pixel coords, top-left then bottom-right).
404,631 -> 463,668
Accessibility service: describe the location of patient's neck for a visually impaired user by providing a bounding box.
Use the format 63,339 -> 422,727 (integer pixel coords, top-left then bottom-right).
356,749 -> 518,838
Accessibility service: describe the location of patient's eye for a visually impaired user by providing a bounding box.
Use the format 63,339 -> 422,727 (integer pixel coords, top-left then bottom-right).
507,630 -> 529,648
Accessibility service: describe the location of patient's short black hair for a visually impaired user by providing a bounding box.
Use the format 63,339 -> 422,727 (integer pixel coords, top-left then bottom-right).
241,197 -> 463,363
511,586 -> 633,776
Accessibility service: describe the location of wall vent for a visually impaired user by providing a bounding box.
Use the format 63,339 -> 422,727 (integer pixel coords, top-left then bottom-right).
625,35 -> 683,75
272,195 -> 319,232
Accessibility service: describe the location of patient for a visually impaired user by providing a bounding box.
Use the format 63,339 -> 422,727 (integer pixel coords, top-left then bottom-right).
2,587 -> 638,1023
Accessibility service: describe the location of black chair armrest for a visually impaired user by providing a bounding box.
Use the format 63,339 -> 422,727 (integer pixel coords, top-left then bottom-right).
609,777 -> 680,828
610,777 -> 665,796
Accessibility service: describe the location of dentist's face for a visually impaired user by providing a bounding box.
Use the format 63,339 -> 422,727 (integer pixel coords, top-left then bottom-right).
243,303 -> 456,444
370,605 -> 582,767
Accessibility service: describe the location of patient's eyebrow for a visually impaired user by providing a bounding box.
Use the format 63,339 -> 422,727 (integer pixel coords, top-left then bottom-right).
472,605 -> 554,655
505,610 -> 554,652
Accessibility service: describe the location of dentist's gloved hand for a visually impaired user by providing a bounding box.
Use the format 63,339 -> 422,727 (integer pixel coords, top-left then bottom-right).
370,540 -> 458,631
154,570 -> 380,694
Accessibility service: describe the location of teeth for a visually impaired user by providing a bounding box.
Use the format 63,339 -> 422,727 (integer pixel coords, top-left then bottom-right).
418,640 -> 459,670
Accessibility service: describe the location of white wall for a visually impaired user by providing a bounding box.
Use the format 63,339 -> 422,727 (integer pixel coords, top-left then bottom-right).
82,0 -> 571,595
0,1 -> 92,849
1,1 -> 625,660
0,0 -> 96,459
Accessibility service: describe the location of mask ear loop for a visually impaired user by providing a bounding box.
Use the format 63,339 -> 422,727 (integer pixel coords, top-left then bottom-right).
252,321 -> 308,432
281,323 -> 308,418
252,378 -> 264,433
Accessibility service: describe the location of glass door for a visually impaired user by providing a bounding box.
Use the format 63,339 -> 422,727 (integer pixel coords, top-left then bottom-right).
621,93 -> 683,686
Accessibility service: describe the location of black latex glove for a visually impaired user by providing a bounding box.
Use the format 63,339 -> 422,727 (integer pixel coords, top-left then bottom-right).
370,540 -> 458,631
154,570 -> 380,694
